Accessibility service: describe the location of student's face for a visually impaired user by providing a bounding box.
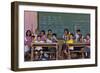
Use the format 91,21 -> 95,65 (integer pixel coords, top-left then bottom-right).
77,32 -> 80,34
32,36 -> 35,40
64,31 -> 68,34
27,31 -> 31,36
70,35 -> 73,39
48,31 -> 52,34
37,37 -> 41,41
52,35 -> 55,38
41,32 -> 44,35
86,35 -> 90,39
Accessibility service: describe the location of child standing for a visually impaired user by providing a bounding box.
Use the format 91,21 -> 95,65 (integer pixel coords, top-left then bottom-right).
24,30 -> 32,61
84,33 -> 90,58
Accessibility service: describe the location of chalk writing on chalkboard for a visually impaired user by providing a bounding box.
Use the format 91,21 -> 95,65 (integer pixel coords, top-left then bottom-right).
38,12 -> 90,38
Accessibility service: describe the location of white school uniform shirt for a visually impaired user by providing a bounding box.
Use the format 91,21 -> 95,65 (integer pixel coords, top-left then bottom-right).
24,45 -> 30,53
75,33 -> 79,42
34,40 -> 44,51
46,39 -> 52,43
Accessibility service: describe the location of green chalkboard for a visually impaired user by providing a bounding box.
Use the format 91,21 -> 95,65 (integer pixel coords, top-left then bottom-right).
38,12 -> 90,38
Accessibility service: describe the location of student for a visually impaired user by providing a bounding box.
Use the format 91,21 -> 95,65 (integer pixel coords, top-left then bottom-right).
49,33 -> 58,60
25,30 -> 32,47
75,29 -> 81,42
62,28 -> 70,59
63,28 -> 70,41
78,34 -> 84,43
84,33 -> 90,58
66,33 -> 74,50
51,33 -> 58,43
31,32 -> 36,43
47,29 -> 52,40
24,30 -> 32,61
40,30 -> 47,42
61,33 -> 74,59
34,35 -> 44,60
46,37 -> 52,43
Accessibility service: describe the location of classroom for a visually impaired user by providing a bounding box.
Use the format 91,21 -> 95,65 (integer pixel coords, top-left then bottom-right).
24,11 -> 90,61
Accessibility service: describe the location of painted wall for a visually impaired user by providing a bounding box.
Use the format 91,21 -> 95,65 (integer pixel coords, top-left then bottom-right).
24,11 -> 37,34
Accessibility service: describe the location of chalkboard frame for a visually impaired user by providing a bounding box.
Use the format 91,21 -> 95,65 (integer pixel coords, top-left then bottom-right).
11,1 -> 97,71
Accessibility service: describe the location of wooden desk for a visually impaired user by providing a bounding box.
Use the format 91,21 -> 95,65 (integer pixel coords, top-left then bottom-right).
31,43 -> 58,61
67,43 -> 90,59
67,43 -> 90,47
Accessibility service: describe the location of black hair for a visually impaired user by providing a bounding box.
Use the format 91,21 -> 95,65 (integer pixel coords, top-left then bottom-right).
76,29 -> 81,32
70,33 -> 74,37
41,30 -> 45,35
86,33 -> 90,37
64,28 -> 69,32
26,30 -> 31,36
31,35 -> 35,38
52,33 -> 57,37
37,35 -> 41,38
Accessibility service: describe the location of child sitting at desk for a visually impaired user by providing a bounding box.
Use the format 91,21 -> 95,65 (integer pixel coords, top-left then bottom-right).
61,33 -> 74,59
47,29 -> 52,40
75,29 -> 84,43
40,30 -> 47,42
46,33 -> 58,60
34,35 -> 44,60
51,33 -> 58,43
63,28 -> 70,42
46,33 -> 58,43
66,33 -> 74,50
78,34 -> 84,43
46,34 -> 52,43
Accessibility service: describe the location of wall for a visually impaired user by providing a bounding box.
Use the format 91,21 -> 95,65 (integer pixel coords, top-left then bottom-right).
24,11 -> 37,33
0,0 -> 99,73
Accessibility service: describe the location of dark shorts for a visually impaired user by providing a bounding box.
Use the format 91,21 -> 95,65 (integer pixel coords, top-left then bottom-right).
84,48 -> 90,52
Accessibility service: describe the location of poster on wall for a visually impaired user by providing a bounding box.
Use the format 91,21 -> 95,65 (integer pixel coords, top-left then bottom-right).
11,1 -> 97,71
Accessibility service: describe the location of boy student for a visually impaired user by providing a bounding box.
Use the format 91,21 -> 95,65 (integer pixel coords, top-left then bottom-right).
51,33 -> 58,43
78,34 -> 84,43
75,29 -> 82,42
34,35 -> 44,60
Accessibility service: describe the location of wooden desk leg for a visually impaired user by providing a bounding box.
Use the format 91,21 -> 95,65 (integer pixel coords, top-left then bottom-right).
56,45 -> 58,60
67,46 -> 71,59
31,47 -> 33,61
81,48 -> 84,58
68,49 -> 71,59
